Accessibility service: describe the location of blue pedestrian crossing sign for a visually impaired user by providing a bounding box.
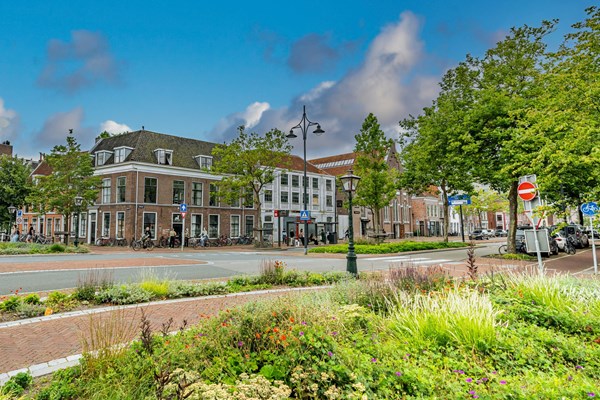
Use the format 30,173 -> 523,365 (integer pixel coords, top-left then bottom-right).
299,210 -> 310,221
179,203 -> 188,213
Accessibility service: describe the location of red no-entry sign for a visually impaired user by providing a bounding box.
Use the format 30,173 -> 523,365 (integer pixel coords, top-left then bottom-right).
517,181 -> 537,201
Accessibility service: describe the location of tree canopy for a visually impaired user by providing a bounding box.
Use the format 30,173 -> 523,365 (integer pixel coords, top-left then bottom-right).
0,156 -> 32,231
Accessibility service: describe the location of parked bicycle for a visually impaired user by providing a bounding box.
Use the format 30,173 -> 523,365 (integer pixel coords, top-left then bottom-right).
131,235 -> 154,251
34,234 -> 53,245
234,235 -> 253,245
95,237 -> 115,246
114,238 -> 128,247
564,234 -> 577,255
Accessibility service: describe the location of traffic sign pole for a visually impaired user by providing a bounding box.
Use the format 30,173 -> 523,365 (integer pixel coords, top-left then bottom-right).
581,202 -> 598,274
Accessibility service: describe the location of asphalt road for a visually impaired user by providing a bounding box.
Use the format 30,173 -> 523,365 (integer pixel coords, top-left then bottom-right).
0,242 -> 597,295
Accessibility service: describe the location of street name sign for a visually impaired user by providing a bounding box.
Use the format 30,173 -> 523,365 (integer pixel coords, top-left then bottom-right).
448,194 -> 471,206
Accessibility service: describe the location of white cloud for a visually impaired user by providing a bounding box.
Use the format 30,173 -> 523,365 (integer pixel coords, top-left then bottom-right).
100,120 -> 131,134
33,107 -> 95,150
211,11 -> 441,157
0,98 -> 20,141
211,102 -> 271,138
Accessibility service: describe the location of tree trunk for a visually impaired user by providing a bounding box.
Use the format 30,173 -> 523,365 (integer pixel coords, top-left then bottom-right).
441,184 -> 449,243
507,181 -> 518,253
64,214 -> 70,246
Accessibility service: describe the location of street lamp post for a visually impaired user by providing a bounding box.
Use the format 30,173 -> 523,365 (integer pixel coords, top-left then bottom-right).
340,169 -> 360,276
74,196 -> 83,247
288,105 -> 324,255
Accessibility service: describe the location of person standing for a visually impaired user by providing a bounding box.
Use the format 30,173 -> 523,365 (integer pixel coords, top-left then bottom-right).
320,229 -> 326,244
169,228 -> 176,248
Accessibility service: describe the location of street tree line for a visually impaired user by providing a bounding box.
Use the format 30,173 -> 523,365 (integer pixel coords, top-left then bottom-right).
398,7 -> 600,253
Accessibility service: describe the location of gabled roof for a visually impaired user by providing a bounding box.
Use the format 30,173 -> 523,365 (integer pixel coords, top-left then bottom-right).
309,152 -> 356,176
91,130 -> 217,169
30,160 -> 52,176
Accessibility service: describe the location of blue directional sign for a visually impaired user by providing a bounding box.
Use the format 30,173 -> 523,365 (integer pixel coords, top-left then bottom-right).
16,210 -> 23,218
448,194 -> 471,206
299,210 -> 310,221
179,203 -> 188,213
581,202 -> 598,217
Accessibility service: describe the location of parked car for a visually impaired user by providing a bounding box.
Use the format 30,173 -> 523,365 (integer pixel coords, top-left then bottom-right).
583,227 -> 599,238
494,228 -> 507,237
483,229 -> 495,238
469,229 -> 489,240
552,231 -> 567,252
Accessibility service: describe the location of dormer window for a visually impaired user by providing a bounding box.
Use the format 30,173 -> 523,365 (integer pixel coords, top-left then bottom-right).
195,155 -> 213,169
95,150 -> 113,166
114,146 -> 133,163
154,149 -> 173,165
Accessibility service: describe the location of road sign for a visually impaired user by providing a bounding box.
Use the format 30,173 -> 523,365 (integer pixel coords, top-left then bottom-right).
517,181 -> 537,201
274,210 -> 279,217
16,210 -> 22,218
179,203 -> 188,213
275,210 -> 289,217
16,217 -> 23,224
448,194 -> 471,206
299,210 -> 310,221
581,202 -> 599,217
181,212 -> 186,219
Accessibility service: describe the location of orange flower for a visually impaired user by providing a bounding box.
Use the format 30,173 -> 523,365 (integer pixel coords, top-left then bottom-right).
221,322 -> 228,327
272,312 -> 277,317
256,333 -> 261,339
273,327 -> 280,333
289,317 -> 295,323
185,344 -> 190,349
280,334 -> 287,341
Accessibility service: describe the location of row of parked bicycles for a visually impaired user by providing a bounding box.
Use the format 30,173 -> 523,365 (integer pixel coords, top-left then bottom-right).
93,234 -> 260,251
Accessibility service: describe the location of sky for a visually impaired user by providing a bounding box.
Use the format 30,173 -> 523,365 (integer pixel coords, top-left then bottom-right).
0,1 -> 592,159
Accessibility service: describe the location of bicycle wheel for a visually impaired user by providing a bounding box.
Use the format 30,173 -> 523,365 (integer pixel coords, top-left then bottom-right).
146,241 -> 155,251
498,244 -> 507,255
226,238 -> 233,246
566,244 -> 576,255
95,238 -> 103,246
131,241 -> 141,251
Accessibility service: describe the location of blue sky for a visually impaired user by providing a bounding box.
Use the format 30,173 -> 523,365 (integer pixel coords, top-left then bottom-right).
0,1 -> 591,159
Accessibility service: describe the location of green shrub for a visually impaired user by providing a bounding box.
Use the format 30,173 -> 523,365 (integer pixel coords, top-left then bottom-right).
45,291 -> 77,311
0,372 -> 32,396
0,295 -> 21,312
15,302 -> 46,318
95,285 -> 152,305
309,240 -> 467,254
48,243 -> 66,253
23,293 -> 41,305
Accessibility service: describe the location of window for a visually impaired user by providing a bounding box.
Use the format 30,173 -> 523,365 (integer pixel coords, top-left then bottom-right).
102,178 -> 111,204
192,182 -> 203,206
209,184 -> 219,206
244,191 -> 254,208
326,195 -> 333,207
291,175 -> 299,188
114,147 -> 132,163
245,215 -> 254,236
264,189 -> 273,202
154,149 -> 173,165
325,179 -> 332,191
143,212 -> 156,239
116,176 -> 126,203
116,212 -> 125,239
281,191 -> 289,204
292,192 -> 300,205
46,218 -> 52,235
102,212 -> 110,237
144,177 -> 157,203
384,206 -> 390,222
172,180 -> 185,204
195,155 -> 213,169
230,194 -> 240,208
312,194 -> 319,208
191,214 -> 203,237
208,214 -> 219,238
95,151 -> 112,166
280,173 -> 288,186
230,215 -> 240,237
54,218 -> 61,234
79,213 -> 87,238
312,177 -> 319,189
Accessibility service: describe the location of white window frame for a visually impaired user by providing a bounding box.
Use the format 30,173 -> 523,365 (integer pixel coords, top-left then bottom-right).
143,212 -> 157,239
192,182 -> 203,206
116,176 -> 126,203
113,146 -> 133,163
191,214 -> 203,237
95,151 -> 113,166
230,215 -> 241,238
102,212 -> 111,238
154,148 -> 173,165
116,211 -> 125,239
194,155 -> 213,169
102,178 -> 111,204
208,214 -> 220,238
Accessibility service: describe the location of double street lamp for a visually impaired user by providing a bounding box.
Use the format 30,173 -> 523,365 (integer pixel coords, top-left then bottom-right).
340,169 -> 360,276
74,196 -> 83,247
287,105 -> 324,255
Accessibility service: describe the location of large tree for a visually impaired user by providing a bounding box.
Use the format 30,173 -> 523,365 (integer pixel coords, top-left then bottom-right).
0,156 -> 32,231
399,64 -> 477,242
463,21 -> 556,253
353,113 -> 400,237
210,126 -> 291,245
524,7 -> 600,222
26,132 -> 101,244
